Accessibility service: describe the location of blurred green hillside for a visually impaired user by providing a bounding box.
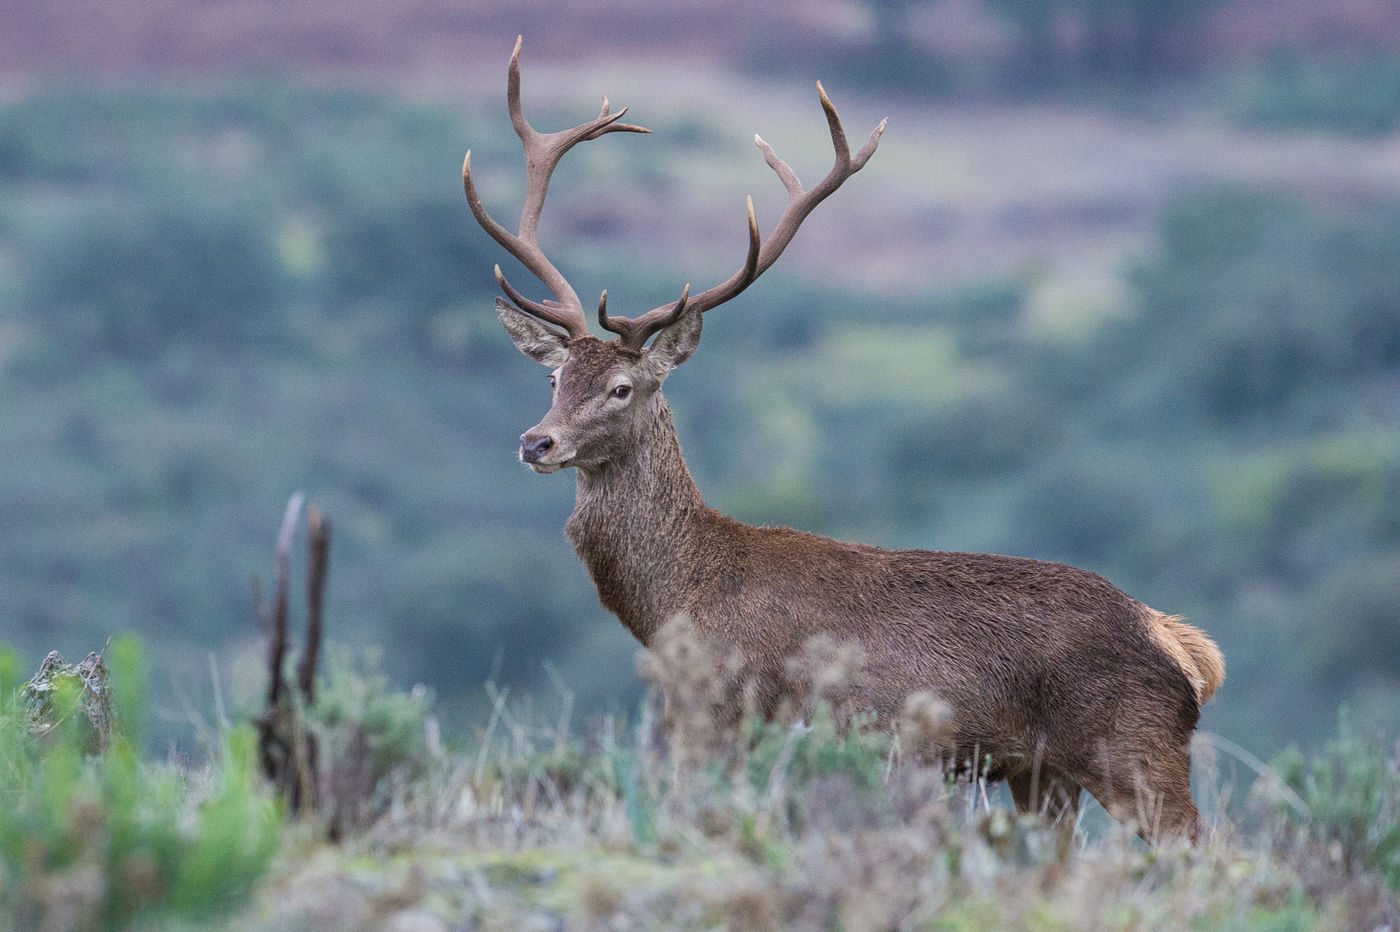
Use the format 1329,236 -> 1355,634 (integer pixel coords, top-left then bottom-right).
1,14 -> 1399,761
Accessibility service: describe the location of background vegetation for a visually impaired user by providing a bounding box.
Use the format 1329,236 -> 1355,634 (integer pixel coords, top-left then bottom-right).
0,0 -> 1395,805
1,0 -> 1397,925
3,84 -> 1396,754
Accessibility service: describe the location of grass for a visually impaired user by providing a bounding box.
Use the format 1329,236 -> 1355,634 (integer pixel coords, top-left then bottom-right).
1,633 -> 1397,930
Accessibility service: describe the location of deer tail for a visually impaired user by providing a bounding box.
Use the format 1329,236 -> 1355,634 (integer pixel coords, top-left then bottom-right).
1144,610 -> 1225,707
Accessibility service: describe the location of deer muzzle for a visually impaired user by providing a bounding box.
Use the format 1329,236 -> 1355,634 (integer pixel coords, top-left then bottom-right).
519,429 -> 570,472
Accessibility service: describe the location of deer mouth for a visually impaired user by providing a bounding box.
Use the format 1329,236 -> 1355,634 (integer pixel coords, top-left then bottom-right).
526,459 -> 569,474
520,446 -> 576,473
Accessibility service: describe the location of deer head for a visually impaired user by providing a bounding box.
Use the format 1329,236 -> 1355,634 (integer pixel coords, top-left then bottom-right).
463,36 -> 884,474
500,299 -> 702,473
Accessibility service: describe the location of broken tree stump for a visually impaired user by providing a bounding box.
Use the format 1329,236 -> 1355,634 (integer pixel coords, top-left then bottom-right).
255,493 -> 332,819
22,648 -> 114,754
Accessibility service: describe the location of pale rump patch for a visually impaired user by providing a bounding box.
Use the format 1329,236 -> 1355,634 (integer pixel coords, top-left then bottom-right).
1143,609 -> 1226,706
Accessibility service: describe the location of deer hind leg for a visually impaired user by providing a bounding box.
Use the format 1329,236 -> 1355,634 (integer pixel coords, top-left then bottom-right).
1078,745 -> 1202,844
1143,748 -> 1203,843
1008,765 -> 1082,826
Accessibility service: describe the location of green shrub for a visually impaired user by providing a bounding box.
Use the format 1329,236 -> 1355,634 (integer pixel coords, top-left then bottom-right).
1270,711 -> 1400,889
312,650 -> 434,782
309,649 -> 438,837
0,637 -> 282,929
21,200 -> 289,361
743,704 -> 893,822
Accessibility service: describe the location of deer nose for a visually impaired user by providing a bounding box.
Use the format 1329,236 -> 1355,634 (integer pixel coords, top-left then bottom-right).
520,432 -> 554,463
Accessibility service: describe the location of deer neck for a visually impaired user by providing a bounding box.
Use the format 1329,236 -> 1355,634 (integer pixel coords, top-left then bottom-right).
565,394 -> 709,645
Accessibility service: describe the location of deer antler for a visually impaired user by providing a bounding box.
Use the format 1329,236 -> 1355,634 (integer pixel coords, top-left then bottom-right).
463,35 -> 649,341
598,82 -> 886,351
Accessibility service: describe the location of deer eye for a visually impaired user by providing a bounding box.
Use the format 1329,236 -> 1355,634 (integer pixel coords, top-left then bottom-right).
548,374 -> 557,389
611,384 -> 631,400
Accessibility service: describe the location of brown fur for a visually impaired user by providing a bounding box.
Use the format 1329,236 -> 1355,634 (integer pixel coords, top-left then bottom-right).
504,319 -> 1225,843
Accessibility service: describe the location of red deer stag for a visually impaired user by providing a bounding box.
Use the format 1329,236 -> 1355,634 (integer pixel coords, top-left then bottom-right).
462,37 -> 1224,842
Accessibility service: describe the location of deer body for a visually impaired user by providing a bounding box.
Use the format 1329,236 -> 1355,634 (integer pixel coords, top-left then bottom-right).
464,38 -> 1224,841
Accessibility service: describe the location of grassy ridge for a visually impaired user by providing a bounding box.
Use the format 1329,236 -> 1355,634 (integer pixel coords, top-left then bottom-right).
2,636 -> 1396,929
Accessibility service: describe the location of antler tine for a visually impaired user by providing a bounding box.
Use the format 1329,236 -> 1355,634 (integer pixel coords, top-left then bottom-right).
598,283 -> 692,352
494,265 -> 585,335
464,35 -> 650,342
592,83 -> 880,347
593,195 -> 760,352
684,83 -> 886,315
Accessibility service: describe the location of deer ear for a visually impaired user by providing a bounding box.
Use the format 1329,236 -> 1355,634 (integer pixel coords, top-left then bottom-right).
497,297 -> 570,367
644,303 -> 702,375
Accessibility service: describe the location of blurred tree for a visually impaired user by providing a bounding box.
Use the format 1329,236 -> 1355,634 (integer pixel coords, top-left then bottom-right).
986,0 -> 1225,87
861,0 -> 951,94
1306,553 -> 1400,684
1123,189 -> 1400,425
1235,49 -> 1400,136
321,198 -> 496,355
22,201 -> 286,361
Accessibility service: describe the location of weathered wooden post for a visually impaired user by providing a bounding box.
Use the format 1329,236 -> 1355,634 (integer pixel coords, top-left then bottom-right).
255,493 -> 332,818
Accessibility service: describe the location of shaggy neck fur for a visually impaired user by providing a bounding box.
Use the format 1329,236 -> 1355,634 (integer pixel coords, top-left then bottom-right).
565,393 -> 710,645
